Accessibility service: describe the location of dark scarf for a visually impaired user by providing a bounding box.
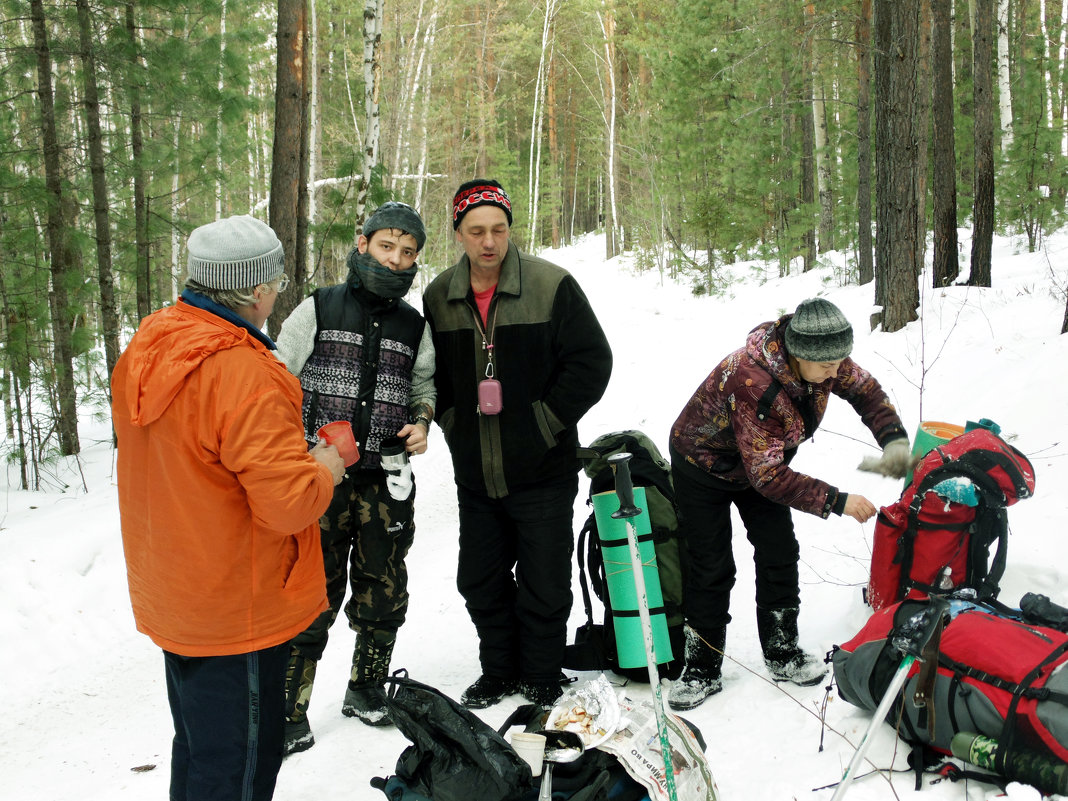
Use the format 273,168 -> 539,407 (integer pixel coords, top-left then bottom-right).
180,289 -> 276,349
346,249 -> 418,299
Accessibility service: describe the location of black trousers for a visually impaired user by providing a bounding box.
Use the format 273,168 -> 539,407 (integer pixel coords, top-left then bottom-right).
672,457 -> 800,635
455,475 -> 578,683
164,643 -> 288,801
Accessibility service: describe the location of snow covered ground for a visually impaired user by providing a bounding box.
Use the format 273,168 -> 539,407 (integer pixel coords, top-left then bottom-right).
4,229 -> 1067,801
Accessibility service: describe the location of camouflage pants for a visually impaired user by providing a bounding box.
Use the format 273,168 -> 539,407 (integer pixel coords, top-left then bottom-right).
291,477 -> 416,661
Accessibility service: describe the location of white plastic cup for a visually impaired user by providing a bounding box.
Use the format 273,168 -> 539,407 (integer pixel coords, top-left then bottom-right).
509,731 -> 546,777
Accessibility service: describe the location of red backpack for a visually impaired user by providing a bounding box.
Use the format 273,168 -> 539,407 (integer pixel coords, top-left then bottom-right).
867,428 -> 1035,611
832,597 -> 1068,768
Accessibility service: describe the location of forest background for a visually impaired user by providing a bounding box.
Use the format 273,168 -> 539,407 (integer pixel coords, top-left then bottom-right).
3,0 -> 1068,489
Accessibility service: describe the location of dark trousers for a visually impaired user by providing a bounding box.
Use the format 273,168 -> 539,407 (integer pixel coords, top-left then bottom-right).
164,643 -> 288,801
292,478 -> 416,660
456,475 -> 578,683
672,459 -> 800,635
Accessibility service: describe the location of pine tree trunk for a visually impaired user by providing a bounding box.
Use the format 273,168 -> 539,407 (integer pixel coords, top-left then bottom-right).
269,0 -> 310,338
874,0 -> 922,331
547,55 -> 561,250
75,0 -> 120,393
800,69 -> 816,273
31,0 -> 80,456
216,0 -> 227,218
1060,0 -> 1068,158
126,2 -> 150,322
295,0 -> 311,302
914,0 -> 932,277
932,0 -> 960,287
856,0 -> 875,285
970,0 -> 995,287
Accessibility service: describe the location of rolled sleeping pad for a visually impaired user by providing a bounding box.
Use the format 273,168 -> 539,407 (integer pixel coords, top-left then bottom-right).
904,420 -> 965,486
591,487 -> 673,669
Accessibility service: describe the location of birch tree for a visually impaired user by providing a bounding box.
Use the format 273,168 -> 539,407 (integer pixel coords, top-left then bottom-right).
996,0 -> 1013,153
355,0 -> 383,229
598,4 -> 620,260
805,3 -> 834,253
125,2 -> 150,322
527,0 -> 557,249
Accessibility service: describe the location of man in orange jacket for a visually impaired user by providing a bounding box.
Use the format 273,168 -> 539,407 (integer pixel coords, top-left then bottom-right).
112,215 -> 345,801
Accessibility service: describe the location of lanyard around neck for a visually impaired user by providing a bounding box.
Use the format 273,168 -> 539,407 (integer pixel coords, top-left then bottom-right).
471,301 -> 500,379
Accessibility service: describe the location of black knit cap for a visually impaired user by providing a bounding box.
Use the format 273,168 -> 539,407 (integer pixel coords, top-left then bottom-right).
784,298 -> 854,362
362,201 -> 426,251
452,179 -> 513,229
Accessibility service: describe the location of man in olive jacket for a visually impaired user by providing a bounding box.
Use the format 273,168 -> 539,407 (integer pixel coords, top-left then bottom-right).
423,179 -> 612,709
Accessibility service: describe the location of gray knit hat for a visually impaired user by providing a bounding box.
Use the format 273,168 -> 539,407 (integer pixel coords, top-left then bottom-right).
186,215 -> 284,290
784,298 -> 854,361
363,202 -> 426,251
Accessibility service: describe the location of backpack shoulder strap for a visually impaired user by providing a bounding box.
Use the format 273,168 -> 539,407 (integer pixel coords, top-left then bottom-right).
575,514 -> 598,623
756,379 -> 781,422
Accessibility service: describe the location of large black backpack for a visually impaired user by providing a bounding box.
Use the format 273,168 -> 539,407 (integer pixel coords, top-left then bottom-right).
371,673 -> 633,801
563,430 -> 685,681
370,673 -> 533,801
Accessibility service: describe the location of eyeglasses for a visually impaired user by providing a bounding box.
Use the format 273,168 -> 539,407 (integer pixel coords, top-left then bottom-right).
275,274 -> 290,293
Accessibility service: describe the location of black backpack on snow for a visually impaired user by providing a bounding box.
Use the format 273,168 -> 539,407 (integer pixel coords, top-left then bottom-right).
563,430 -> 686,682
370,672 -> 534,801
370,672 -> 636,801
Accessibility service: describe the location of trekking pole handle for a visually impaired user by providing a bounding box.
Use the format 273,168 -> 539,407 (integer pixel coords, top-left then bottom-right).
890,597 -> 951,659
607,452 -> 641,519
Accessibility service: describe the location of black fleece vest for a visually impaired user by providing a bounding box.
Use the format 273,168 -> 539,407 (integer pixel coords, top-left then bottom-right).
298,283 -> 425,471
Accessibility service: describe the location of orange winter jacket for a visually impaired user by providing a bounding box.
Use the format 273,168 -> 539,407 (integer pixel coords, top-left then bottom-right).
112,299 -> 333,657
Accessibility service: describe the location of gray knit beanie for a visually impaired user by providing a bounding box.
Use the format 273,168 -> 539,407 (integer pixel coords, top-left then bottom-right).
363,202 -> 426,252
784,298 -> 854,361
186,215 -> 284,290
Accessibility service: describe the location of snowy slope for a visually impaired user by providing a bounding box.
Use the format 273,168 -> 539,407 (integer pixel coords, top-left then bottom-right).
3,229 -> 1067,801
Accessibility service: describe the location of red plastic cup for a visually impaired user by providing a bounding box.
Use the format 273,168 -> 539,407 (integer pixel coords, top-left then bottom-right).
316,421 -> 360,467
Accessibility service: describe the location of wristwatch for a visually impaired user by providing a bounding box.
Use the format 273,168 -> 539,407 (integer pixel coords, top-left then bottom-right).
414,415 -> 432,429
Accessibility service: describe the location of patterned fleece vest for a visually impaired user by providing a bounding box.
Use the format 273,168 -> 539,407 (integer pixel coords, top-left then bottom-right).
298,282 -> 425,472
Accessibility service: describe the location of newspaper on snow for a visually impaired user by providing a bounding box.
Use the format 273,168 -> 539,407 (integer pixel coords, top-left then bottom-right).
597,691 -> 720,801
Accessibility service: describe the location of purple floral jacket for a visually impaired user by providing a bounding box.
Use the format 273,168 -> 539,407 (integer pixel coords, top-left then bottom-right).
670,314 -> 906,518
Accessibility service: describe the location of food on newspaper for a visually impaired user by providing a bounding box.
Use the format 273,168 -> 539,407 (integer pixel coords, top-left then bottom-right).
545,673 -> 620,749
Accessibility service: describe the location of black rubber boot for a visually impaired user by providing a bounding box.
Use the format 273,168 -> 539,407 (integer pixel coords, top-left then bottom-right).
283,648 -> 317,756
667,626 -> 726,711
460,675 -> 519,709
756,606 -> 827,686
342,629 -> 396,727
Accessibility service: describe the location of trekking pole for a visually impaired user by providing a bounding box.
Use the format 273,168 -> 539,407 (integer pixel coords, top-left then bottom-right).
829,598 -> 950,801
608,452 -> 679,801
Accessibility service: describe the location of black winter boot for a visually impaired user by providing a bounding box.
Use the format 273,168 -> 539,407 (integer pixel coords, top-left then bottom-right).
342,629 -> 396,727
756,606 -> 827,686
667,626 -> 726,711
460,674 -> 519,709
283,648 -> 318,756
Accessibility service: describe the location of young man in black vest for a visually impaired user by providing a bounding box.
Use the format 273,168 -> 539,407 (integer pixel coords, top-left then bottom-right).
275,202 -> 435,752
